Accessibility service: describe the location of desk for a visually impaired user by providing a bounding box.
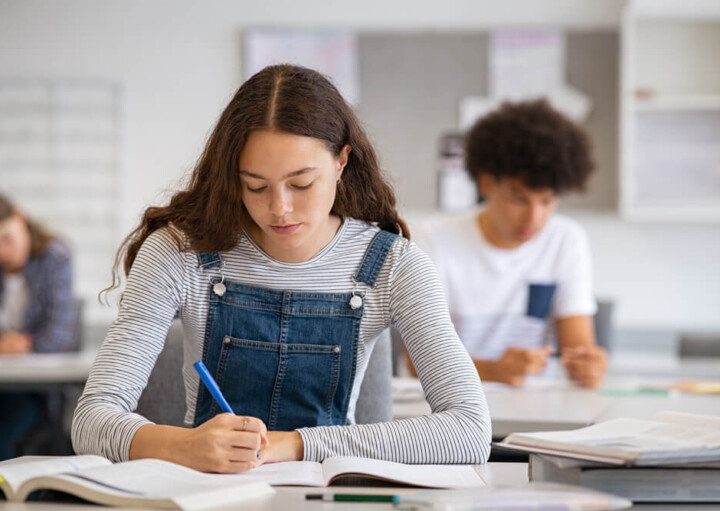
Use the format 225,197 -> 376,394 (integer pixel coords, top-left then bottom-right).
1,464 -> 719,510
0,351 -> 95,392
0,351 -> 96,452
393,355 -> 720,437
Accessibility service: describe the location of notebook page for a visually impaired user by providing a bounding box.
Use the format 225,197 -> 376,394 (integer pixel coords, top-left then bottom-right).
321,456 -> 485,488
212,461 -> 325,486
0,455 -> 109,493
60,459 -> 271,497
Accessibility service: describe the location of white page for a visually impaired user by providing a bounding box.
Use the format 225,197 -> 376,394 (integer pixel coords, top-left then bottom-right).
509,418 -> 720,459
653,410 -> 720,428
321,456 -> 485,489
214,461 -> 325,487
0,455 -> 109,492
31,460 -> 272,510
54,459 -> 270,498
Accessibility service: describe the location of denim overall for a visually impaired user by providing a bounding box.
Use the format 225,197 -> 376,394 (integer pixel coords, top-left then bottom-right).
192,230 -> 399,431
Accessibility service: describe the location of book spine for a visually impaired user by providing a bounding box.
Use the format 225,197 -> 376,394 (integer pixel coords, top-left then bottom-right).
528,455 -> 580,485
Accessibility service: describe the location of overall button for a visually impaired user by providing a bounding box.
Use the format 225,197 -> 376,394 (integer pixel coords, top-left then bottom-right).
349,295 -> 363,309
213,282 -> 226,296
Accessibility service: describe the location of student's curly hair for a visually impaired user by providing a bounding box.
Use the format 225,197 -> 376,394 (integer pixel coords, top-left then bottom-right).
464,99 -> 594,193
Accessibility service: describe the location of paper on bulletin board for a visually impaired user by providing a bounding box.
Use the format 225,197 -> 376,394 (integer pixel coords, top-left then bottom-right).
243,29 -> 359,105
490,30 -> 565,99
478,30 -> 591,124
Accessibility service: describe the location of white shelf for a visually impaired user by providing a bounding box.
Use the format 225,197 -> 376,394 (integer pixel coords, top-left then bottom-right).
622,204 -> 720,223
629,0 -> 720,20
620,1 -> 720,223
633,94 -> 720,111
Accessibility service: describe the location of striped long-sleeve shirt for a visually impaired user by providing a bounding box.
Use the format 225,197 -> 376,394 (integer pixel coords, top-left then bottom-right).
72,218 -> 491,464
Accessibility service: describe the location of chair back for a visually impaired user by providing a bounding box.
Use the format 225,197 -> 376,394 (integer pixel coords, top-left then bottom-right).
355,329 -> 393,424
135,320 -> 186,426
594,299 -> 615,352
679,334 -> 720,358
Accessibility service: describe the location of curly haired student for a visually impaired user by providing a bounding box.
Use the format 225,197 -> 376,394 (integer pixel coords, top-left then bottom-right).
71,64 -> 491,472
416,100 -> 607,389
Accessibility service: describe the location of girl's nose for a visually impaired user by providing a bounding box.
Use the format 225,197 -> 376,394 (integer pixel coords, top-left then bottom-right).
269,188 -> 292,217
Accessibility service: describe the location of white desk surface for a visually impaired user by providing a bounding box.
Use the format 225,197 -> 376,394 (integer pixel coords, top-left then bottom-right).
394,355 -> 720,437
0,351 -> 96,385
2,350 -> 718,434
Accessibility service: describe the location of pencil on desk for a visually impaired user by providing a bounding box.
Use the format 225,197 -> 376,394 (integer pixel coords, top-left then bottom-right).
306,493 -> 397,503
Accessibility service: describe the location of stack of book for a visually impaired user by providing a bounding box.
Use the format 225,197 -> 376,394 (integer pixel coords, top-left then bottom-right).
495,411 -> 720,503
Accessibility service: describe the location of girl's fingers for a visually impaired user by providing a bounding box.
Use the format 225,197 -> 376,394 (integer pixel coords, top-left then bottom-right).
230,416 -> 267,435
229,431 -> 263,451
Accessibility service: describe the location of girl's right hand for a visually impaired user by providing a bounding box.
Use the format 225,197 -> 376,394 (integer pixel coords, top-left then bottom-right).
176,414 -> 268,473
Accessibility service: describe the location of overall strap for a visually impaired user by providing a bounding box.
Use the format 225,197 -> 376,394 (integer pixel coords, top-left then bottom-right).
196,252 -> 223,270
353,230 -> 400,288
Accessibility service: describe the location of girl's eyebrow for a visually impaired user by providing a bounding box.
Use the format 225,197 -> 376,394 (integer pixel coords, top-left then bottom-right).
239,167 -> 316,180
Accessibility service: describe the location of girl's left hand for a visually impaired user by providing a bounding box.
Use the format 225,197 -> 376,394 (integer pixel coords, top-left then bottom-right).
260,431 -> 304,463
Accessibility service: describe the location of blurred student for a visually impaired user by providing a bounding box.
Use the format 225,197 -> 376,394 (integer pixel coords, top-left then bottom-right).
416,100 -> 607,388
0,194 -> 75,460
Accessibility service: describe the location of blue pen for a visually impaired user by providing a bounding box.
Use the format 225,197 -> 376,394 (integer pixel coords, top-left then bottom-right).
193,360 -> 234,414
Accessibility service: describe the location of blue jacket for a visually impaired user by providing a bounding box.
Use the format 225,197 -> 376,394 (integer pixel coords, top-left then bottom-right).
0,240 -> 77,353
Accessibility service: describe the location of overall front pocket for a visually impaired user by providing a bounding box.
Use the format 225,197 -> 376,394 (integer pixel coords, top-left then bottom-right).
215,336 -> 341,430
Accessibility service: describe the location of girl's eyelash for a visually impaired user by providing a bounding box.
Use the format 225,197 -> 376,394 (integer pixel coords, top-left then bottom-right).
245,182 -> 313,192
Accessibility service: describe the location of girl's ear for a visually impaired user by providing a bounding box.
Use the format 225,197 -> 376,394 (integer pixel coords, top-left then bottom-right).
337,145 -> 351,174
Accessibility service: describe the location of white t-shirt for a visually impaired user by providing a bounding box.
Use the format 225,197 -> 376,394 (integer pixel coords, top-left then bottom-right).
414,210 -> 596,360
0,273 -> 28,332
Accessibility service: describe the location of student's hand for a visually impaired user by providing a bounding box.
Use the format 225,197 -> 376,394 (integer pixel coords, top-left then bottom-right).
484,346 -> 554,387
177,414 -> 268,473
259,431 -> 304,463
0,332 -> 32,355
561,345 -> 607,388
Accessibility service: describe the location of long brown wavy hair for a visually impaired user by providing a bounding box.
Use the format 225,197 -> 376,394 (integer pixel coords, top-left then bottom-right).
106,64 -> 408,295
0,194 -> 54,258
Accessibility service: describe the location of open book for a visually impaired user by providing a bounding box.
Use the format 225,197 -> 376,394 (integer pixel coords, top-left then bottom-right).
496,411 -> 720,466
218,456 -> 485,488
0,455 -> 273,510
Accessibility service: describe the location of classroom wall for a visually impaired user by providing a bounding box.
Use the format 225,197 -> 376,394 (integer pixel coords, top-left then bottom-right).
358,31 -> 619,210
2,0 -> 719,333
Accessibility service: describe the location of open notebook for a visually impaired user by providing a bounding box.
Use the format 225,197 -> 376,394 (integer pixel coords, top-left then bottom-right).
0,456 -> 273,510
216,456 -> 486,488
495,411 -> 720,466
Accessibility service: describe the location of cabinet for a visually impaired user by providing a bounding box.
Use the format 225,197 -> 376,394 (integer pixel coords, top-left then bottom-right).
620,0 -> 720,221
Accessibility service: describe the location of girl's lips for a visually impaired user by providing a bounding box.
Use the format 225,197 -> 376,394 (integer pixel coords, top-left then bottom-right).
270,224 -> 301,235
